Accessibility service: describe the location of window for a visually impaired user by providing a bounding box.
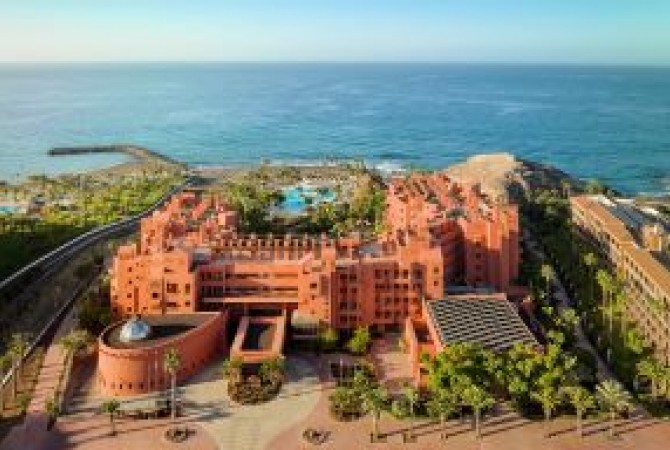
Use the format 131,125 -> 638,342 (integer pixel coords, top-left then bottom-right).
166,283 -> 178,294
185,284 -> 191,294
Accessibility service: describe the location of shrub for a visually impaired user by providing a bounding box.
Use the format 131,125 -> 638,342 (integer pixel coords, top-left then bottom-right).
319,327 -> 339,352
227,373 -> 283,405
347,326 -> 371,355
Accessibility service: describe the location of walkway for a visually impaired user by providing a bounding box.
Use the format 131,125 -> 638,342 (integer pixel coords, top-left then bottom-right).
0,307 -> 76,450
183,355 -> 322,450
523,228 -> 616,381
35,354 -> 321,450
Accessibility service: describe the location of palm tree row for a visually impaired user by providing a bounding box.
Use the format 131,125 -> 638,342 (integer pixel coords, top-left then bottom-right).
0,333 -> 32,416
636,356 -> 670,404
525,188 -> 655,392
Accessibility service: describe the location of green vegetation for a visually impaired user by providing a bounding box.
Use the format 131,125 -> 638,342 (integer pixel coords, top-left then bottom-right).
221,356 -> 244,384
59,328 -> 92,408
16,392 -> 30,415
9,333 -> 30,399
318,327 -> 339,353
163,347 -> 182,422
596,380 -> 632,439
221,171 -> 386,236
0,170 -> 183,279
461,385 -> 495,440
329,366 -> 380,421
222,180 -> 284,232
77,289 -> 112,335
222,356 -> 285,404
360,383 -> 390,441
44,392 -> 60,430
425,386 -> 458,440
562,385 -> 595,438
523,187 -> 667,410
346,326 -> 371,355
100,399 -> 121,435
422,341 -> 576,418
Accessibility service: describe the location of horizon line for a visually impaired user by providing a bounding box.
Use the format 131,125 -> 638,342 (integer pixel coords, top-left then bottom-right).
1,60 -> 670,68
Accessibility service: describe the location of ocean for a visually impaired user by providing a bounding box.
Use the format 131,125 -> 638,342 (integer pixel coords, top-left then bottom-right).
0,63 -> 668,195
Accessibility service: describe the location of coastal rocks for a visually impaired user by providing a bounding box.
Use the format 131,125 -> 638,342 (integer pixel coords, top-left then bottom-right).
443,152 -> 581,203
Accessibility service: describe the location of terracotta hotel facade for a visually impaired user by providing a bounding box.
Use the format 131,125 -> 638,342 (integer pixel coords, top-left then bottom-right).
100,173 -> 525,396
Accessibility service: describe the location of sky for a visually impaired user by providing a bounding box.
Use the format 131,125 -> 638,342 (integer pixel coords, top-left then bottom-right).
1,0 -> 669,65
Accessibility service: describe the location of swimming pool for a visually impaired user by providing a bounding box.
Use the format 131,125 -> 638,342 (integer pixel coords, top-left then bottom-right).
279,185 -> 336,215
0,205 -> 20,215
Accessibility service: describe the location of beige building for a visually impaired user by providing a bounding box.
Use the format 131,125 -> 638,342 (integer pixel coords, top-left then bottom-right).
570,195 -> 670,363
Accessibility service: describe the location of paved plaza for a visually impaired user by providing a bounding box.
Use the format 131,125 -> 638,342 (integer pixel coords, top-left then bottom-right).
5,338 -> 670,450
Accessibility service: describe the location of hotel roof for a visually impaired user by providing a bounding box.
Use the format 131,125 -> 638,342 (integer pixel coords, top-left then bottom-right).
103,313 -> 219,349
426,296 -> 537,352
571,196 -> 670,294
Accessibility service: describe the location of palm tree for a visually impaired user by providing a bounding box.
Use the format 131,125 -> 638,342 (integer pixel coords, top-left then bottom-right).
44,393 -> 60,429
582,252 -> 597,307
636,357 -> 665,400
163,348 -> 182,422
9,333 -> 30,399
221,356 -> 243,384
426,387 -> 459,440
531,386 -> 563,438
562,386 -> 595,438
60,329 -> 92,391
596,269 -> 613,331
461,385 -> 494,440
540,264 -> 555,296
101,399 -> 120,435
361,385 -> 389,441
259,356 -> 285,385
16,393 -> 30,416
403,385 -> 419,441
596,380 -> 631,439
0,353 -> 13,415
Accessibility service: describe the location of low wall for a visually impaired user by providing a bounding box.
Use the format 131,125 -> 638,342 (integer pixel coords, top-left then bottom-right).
97,311 -> 225,397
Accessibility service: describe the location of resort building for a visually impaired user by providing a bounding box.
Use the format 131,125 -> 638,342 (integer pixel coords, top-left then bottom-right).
102,174 -> 532,396
570,195 -> 670,363
386,173 -> 520,291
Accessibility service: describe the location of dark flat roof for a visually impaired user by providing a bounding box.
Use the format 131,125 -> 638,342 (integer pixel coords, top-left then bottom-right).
426,297 -> 537,352
103,313 -> 219,349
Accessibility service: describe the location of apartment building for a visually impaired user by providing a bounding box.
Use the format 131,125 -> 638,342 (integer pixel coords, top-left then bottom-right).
570,195 -> 670,363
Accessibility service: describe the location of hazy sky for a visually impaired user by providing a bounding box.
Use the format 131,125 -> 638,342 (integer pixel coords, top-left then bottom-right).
1,0 -> 669,64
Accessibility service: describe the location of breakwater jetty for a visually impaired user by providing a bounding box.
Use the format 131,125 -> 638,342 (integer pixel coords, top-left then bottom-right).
48,144 -> 186,169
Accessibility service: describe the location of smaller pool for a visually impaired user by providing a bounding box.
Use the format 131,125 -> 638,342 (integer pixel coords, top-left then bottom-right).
279,185 -> 336,215
0,204 -> 21,215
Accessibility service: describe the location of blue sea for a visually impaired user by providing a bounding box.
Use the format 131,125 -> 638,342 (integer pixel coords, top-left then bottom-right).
0,63 -> 668,195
